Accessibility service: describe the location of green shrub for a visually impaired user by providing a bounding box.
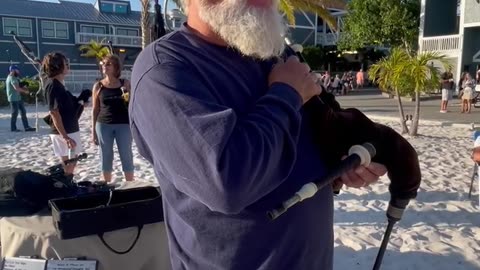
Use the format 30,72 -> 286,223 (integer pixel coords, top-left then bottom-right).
20,77 -> 42,104
0,81 -> 7,107
0,78 -> 43,107
302,46 -> 325,71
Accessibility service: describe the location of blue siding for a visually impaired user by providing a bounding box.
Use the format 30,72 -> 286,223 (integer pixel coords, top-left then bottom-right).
423,0 -> 458,37
461,27 -> 480,74
75,22 -> 111,34
0,11 -> 141,79
291,11 -> 316,28
38,19 -> 75,43
0,16 -> 37,42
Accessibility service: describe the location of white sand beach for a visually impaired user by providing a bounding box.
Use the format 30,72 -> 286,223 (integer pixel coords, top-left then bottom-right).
0,104 -> 478,270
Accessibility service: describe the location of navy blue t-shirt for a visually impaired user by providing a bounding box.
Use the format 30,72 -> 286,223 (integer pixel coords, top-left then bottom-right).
130,24 -> 334,270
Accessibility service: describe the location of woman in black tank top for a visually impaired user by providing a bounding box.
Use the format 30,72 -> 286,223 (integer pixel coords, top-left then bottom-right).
91,55 -> 134,182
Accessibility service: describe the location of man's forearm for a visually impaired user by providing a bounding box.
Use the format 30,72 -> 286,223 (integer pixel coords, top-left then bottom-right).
50,111 -> 69,138
14,86 -> 28,94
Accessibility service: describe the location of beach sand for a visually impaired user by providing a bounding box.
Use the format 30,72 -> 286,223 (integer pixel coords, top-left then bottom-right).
0,104 -> 478,269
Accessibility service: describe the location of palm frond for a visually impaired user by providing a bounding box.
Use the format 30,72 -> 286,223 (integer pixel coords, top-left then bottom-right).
80,51 -> 98,58
79,40 -> 110,61
280,0 -> 337,30
368,47 -> 409,93
280,0 -> 296,25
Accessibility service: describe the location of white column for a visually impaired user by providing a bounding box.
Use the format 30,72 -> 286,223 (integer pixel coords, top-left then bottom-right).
418,0 -> 426,53
456,0 -> 466,88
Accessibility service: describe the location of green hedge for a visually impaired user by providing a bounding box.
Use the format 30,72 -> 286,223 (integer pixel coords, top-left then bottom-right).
302,46 -> 325,71
0,78 -> 42,107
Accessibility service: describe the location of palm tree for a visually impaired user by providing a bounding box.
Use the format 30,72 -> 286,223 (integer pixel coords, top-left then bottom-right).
79,40 -> 110,62
369,48 -> 410,134
369,48 -> 450,136
141,0 -> 152,49
79,39 -> 110,75
400,52 -> 451,136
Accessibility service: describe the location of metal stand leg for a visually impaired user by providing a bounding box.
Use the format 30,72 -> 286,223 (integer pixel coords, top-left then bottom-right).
468,163 -> 477,199
34,74 -> 43,133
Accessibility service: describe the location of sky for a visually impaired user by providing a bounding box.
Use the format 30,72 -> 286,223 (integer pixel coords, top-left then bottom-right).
37,0 -> 178,11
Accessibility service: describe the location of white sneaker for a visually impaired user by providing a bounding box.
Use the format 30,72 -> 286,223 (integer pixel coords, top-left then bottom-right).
440,110 -> 447,113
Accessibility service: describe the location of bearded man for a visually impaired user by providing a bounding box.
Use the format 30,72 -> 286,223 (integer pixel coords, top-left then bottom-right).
130,0 -> 388,268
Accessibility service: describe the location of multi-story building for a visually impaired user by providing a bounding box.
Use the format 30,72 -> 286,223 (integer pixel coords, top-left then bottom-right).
419,0 -> 480,82
0,0 -> 143,91
0,0 -> 347,90
287,1 -> 347,47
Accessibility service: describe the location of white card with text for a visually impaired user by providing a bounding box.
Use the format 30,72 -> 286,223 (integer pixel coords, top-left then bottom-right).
2,257 -> 46,270
46,260 -> 96,270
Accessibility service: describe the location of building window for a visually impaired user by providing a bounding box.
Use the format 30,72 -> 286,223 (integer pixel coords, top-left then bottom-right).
3,18 -> 32,37
116,28 -> 138,36
114,4 -> 127,13
101,2 -> 127,14
42,21 -> 69,39
101,3 -> 114,12
80,25 -> 106,34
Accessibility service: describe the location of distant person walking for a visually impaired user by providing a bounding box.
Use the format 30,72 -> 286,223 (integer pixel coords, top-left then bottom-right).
91,55 -> 134,182
356,68 -> 365,89
5,65 -> 35,132
461,73 -> 474,114
440,68 -> 454,113
476,65 -> 480,93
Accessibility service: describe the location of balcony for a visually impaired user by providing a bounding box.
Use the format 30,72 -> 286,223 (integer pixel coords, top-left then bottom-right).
420,34 -> 461,57
76,32 -> 142,48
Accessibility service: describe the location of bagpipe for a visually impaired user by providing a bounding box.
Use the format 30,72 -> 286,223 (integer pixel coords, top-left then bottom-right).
268,41 -> 422,270
0,153 -> 114,217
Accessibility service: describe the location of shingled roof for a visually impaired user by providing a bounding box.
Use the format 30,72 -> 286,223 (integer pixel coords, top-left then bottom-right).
0,0 -> 141,25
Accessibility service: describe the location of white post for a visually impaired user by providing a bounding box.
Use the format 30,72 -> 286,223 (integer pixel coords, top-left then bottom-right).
456,0 -> 466,92
314,14 -> 318,46
418,0 -> 426,53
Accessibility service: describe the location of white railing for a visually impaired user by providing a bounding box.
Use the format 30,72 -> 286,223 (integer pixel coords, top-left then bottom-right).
64,70 -> 132,92
316,32 -> 340,46
420,35 -> 461,55
76,32 -> 142,48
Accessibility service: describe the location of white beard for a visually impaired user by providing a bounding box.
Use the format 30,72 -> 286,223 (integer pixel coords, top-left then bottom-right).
198,0 -> 286,60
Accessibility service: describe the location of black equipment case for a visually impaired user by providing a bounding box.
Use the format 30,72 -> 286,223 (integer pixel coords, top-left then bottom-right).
49,186 -> 164,254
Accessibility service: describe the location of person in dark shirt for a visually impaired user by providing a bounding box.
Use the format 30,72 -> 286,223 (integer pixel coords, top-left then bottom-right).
130,0 -> 388,269
440,68 -> 454,113
43,52 -> 82,176
91,55 -> 134,182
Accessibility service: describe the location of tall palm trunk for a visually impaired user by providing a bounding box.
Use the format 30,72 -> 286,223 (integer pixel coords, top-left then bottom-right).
409,89 -> 421,136
395,87 -> 409,134
141,0 -> 151,49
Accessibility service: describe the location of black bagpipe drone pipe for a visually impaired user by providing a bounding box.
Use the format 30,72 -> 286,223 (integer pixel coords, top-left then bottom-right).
268,40 -> 422,270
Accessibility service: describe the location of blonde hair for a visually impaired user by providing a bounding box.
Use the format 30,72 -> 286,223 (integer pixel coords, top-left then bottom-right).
101,54 -> 122,78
